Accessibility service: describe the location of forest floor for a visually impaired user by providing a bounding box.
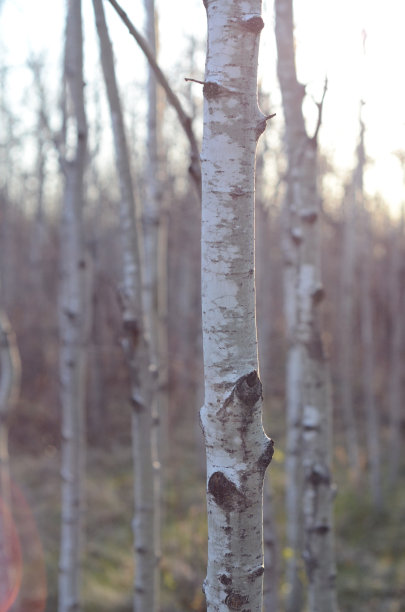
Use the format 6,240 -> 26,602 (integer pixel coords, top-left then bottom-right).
4,397 -> 405,612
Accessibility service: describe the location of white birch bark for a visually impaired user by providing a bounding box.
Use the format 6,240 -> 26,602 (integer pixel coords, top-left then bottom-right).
275,1 -> 337,610
142,3 -> 165,596
58,2 -> 88,610
92,2 -> 157,608
281,188 -> 304,612
200,2 -> 274,609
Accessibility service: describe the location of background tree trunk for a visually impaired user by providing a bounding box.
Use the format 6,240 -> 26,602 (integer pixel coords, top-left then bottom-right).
388,205 -> 404,486
92,1 -> 158,608
356,117 -> 382,509
58,2 -> 88,610
200,1 -> 273,609
337,179 -> 360,477
275,0 -> 338,609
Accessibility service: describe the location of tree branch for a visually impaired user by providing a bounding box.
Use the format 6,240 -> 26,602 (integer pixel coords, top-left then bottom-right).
106,0 -> 201,197
311,76 -> 328,143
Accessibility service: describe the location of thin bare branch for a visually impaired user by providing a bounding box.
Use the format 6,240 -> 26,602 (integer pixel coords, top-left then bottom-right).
106,0 -> 201,196
311,76 -> 328,143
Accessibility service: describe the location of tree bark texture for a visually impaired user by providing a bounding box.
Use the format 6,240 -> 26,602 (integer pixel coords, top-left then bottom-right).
92,2 -> 157,609
58,3 -> 88,611
200,2 -> 274,610
275,1 -> 338,610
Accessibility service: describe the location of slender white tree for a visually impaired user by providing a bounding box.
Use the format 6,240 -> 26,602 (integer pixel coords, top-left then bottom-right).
58,2 -> 88,610
356,116 -> 382,509
388,157 -> 404,486
337,178 -> 360,477
92,1 -> 158,608
275,0 -> 338,610
200,1 -> 274,609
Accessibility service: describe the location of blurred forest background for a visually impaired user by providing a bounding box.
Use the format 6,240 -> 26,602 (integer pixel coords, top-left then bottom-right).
0,0 -> 404,611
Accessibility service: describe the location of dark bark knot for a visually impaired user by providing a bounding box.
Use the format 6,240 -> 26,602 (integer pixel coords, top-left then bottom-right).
311,285 -> 325,305
248,566 -> 264,582
308,465 -> 331,487
203,81 -> 225,100
225,591 -> 249,610
235,370 -> 262,407
301,209 -> 318,224
123,318 -> 141,344
258,438 -> 274,472
208,471 -> 247,512
240,16 -> 264,34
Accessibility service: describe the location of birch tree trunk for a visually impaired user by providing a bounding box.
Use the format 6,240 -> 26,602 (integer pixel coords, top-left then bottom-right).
388,206 -> 404,486
275,1 -> 338,610
92,2 -> 157,609
142,2 -> 167,595
355,118 -> 382,509
337,180 -> 360,477
200,2 -> 274,609
58,2 -> 88,610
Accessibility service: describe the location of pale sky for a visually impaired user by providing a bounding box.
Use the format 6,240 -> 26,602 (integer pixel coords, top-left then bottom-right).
1,0 -> 404,214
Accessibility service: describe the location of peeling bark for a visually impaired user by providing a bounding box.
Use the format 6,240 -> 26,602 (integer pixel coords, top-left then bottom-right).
200,1 -> 273,609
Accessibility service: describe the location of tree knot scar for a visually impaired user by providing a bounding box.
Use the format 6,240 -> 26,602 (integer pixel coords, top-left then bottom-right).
256,113 -> 276,140
225,591 -> 249,609
203,81 -> 225,100
258,438 -> 274,471
311,285 -> 325,304
255,119 -> 267,141
301,208 -> 318,223
219,574 -> 232,586
308,465 -> 331,487
235,371 -> 262,407
123,318 -> 141,343
248,566 -> 264,582
240,15 -> 264,34
208,471 -> 247,512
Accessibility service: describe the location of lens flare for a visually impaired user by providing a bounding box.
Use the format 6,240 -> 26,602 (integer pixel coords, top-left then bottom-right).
0,478 -> 47,612
0,494 -> 22,612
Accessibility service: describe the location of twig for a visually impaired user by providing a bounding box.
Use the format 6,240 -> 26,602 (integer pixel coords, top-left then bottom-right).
311,76 -> 328,143
185,77 -> 204,85
106,0 -> 201,197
